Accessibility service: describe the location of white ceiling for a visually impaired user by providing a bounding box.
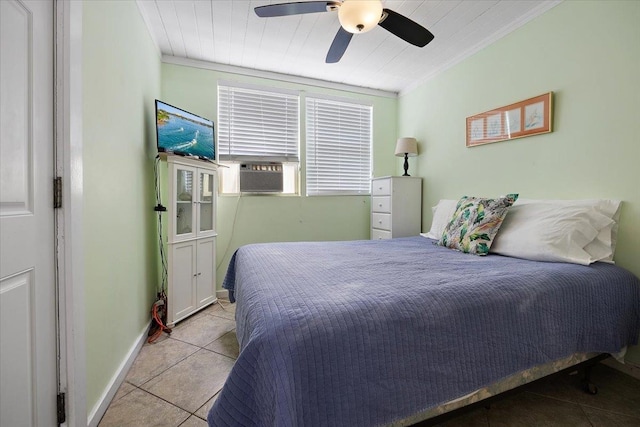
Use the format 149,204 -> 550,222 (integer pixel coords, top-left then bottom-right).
137,0 -> 561,94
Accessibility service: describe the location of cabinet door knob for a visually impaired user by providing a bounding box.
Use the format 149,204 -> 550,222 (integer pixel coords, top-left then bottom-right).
378,220 -> 382,224
378,203 -> 383,207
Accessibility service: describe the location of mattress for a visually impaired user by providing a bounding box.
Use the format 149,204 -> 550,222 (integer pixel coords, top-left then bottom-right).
209,237 -> 640,426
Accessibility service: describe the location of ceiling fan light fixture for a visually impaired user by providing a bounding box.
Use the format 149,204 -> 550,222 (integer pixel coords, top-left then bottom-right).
338,0 -> 383,34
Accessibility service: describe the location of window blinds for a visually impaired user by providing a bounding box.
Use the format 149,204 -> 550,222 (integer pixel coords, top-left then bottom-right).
217,84 -> 299,162
306,97 -> 372,195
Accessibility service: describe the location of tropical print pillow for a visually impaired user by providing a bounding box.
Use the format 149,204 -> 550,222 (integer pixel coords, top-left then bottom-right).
438,194 -> 519,255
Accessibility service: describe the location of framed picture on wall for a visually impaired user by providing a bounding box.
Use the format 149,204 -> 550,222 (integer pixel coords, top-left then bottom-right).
466,92 -> 553,147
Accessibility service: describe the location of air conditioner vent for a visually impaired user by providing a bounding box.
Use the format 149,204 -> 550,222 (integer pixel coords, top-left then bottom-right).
239,162 -> 283,193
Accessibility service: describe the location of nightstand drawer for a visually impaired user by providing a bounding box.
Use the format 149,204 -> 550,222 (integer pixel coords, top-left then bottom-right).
371,229 -> 392,240
372,196 -> 391,213
372,213 -> 391,230
369,176 -> 421,241
372,178 -> 391,196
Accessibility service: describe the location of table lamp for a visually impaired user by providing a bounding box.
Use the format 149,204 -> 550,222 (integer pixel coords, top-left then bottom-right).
394,137 -> 418,176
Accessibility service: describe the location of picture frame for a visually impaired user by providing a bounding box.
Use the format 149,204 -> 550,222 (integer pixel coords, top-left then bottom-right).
466,92 -> 553,147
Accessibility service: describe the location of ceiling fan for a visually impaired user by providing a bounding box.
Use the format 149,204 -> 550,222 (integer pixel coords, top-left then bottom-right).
254,0 -> 435,63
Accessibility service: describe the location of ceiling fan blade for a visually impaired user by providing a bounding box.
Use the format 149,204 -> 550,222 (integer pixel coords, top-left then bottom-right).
326,27 -> 353,63
255,1 -> 337,18
378,8 -> 434,47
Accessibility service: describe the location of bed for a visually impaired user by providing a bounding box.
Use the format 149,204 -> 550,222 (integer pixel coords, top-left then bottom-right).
207,236 -> 640,426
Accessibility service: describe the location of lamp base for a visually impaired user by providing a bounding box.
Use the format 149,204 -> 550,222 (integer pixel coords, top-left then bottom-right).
402,153 -> 410,176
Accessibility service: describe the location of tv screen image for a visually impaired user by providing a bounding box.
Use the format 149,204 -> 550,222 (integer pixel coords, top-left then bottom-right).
155,100 -> 215,160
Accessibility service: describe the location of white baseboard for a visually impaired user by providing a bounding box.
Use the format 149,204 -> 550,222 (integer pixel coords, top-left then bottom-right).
216,289 -> 229,300
602,358 -> 640,381
87,321 -> 151,427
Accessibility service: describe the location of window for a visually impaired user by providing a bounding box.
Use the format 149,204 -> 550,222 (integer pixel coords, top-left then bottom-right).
217,82 -> 299,194
218,82 -> 298,161
306,97 -> 372,196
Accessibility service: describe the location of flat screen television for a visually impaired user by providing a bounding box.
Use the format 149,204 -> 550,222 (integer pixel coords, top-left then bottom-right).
155,100 -> 215,161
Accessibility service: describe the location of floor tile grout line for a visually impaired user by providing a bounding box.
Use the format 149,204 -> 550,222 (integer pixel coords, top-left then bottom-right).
102,303 -> 235,426
127,344 -> 234,417
127,341 -> 201,388
207,313 -> 236,321
577,403 -> 597,427
135,380 -> 219,419
128,334 -> 236,399
191,390 -> 222,422
113,382 -> 139,403
134,350 -> 209,392
524,389 -> 593,407
201,346 -> 239,361
578,401 -> 640,420
168,333 -> 236,351
109,385 -> 193,425
525,388 -> 640,420
196,307 -> 235,319
167,329 -> 235,350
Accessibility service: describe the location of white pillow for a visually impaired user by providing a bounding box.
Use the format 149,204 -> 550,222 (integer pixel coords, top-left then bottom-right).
490,201 -> 617,265
516,199 -> 621,263
424,199 -> 458,239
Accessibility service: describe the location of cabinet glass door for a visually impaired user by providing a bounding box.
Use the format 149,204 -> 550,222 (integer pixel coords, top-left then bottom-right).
198,170 -> 215,233
175,168 -> 194,237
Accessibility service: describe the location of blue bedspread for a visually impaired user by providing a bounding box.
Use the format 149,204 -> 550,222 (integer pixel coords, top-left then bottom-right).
208,237 -> 640,426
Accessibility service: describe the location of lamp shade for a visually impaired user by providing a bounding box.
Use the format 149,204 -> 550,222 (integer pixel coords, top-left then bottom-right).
338,0 -> 383,34
394,137 -> 418,157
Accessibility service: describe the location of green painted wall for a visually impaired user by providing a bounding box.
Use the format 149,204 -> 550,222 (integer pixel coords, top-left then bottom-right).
161,63 -> 398,286
398,0 -> 640,363
83,0 -> 161,414
78,1 -> 639,414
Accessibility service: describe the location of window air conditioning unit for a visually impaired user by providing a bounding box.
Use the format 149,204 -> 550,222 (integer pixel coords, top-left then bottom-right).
239,162 -> 283,193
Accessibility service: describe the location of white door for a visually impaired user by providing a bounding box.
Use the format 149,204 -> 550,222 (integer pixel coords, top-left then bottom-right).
169,241 -> 197,324
196,237 -> 216,306
1,0 -> 58,426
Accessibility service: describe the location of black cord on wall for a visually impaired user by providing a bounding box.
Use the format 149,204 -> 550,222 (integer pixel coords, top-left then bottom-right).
154,155 -> 168,293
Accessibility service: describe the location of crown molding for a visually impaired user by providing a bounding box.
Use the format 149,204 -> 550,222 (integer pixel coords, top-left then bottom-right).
400,0 -> 563,96
162,55 -> 398,99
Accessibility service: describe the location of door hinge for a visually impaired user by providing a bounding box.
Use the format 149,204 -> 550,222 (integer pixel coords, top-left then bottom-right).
54,177 -> 62,209
57,392 -> 66,425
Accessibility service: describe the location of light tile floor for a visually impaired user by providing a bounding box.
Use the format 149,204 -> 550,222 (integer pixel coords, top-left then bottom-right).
99,301 -> 237,427
99,300 -> 640,426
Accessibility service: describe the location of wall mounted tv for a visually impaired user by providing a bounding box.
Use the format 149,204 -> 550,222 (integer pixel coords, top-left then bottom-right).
155,99 -> 215,161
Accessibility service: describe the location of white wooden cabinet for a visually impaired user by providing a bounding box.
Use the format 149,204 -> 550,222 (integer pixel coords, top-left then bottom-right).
165,155 -> 218,326
168,237 -> 216,323
371,176 -> 422,239
168,161 -> 217,243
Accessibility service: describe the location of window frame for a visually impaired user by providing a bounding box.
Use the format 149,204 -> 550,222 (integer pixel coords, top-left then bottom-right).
217,81 -> 301,195
217,80 -> 300,162
305,94 -> 373,197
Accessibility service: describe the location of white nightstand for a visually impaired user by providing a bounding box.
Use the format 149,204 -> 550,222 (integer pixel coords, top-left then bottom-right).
371,176 -> 422,239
